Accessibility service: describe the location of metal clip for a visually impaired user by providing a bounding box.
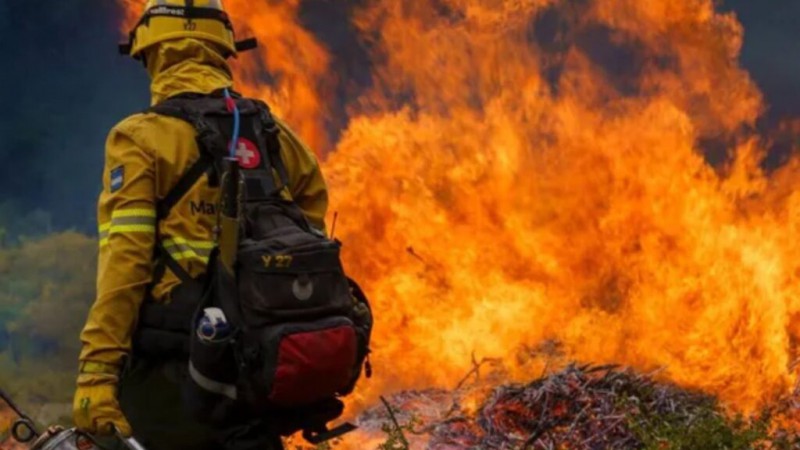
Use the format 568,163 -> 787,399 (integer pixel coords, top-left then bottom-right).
116,428 -> 148,450
302,422 -> 358,445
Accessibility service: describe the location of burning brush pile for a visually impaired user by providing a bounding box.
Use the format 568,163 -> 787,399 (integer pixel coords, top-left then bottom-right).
357,364 -> 800,450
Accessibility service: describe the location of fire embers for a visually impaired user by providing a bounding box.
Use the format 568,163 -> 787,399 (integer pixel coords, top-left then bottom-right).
437,364 -> 676,449
360,364 -> 799,450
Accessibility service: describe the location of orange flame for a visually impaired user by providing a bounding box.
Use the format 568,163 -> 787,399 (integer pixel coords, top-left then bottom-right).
117,0 -> 800,421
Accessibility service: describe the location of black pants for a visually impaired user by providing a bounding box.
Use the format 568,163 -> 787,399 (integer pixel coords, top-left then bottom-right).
106,359 -> 283,450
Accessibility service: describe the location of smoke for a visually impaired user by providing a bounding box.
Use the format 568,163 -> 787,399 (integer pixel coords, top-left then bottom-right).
0,0 -> 797,233
0,0 -> 148,233
723,0 -> 800,119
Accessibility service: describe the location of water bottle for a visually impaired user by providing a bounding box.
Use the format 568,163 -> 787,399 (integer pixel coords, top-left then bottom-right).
196,307 -> 231,342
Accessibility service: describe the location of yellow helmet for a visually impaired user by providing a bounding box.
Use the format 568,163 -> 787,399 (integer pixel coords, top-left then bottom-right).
119,0 -> 257,59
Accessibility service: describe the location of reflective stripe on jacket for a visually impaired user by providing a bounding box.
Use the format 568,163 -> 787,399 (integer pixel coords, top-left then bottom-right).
78,38 -> 329,368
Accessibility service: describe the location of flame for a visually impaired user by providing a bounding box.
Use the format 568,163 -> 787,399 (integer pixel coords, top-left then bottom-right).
118,0 -> 331,151
119,0 -> 144,30
117,0 -> 800,426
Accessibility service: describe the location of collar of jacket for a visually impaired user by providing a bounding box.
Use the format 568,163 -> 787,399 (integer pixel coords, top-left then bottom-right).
146,38 -> 234,106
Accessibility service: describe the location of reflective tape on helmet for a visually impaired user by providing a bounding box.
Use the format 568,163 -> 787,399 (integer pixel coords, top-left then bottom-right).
99,209 -> 157,247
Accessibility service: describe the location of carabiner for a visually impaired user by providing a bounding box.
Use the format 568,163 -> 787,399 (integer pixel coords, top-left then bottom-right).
11,417 -> 38,443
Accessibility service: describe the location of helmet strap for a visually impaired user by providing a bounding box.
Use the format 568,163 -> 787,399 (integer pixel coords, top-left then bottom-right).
235,38 -> 258,53
119,42 -> 133,56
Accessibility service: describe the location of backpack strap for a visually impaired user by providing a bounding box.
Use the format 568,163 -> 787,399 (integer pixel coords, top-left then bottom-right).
251,101 -> 322,235
149,99 -> 225,220
146,99 -> 226,286
146,96 -> 304,284
156,154 -> 216,220
254,100 -> 290,189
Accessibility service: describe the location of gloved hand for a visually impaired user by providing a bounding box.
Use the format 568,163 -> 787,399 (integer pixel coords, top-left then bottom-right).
73,372 -> 132,437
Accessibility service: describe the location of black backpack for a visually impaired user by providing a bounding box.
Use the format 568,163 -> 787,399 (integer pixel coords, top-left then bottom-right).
135,92 -> 373,442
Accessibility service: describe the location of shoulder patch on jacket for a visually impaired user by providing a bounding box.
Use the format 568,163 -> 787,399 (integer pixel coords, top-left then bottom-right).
110,166 -> 125,193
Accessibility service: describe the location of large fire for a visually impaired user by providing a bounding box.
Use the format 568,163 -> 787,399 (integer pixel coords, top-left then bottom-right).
119,0 -> 800,437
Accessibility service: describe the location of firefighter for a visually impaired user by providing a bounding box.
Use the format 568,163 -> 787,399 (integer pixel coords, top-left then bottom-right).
73,1 -> 328,449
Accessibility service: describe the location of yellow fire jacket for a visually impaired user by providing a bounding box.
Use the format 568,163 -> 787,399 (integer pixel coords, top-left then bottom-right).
78,39 -> 329,370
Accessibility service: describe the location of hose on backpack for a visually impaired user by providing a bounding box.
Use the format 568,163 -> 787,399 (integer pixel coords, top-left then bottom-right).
224,88 -> 241,159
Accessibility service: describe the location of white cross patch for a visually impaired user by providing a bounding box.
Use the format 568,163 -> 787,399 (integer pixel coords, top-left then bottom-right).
232,138 -> 261,169
236,142 -> 256,166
